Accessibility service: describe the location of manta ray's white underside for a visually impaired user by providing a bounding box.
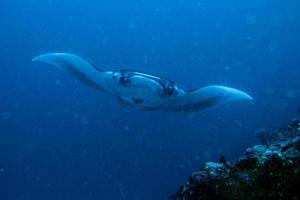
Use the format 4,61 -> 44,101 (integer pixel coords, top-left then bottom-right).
32,53 -> 253,112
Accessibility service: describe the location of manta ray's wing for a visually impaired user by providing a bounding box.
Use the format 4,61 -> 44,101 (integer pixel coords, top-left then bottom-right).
164,85 -> 253,112
32,53 -> 113,93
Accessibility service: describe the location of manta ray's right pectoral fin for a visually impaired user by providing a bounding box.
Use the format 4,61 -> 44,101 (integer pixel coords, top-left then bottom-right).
167,85 -> 253,112
32,53 -> 110,92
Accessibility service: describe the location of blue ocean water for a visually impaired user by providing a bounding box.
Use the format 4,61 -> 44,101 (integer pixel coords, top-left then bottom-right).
0,0 -> 299,199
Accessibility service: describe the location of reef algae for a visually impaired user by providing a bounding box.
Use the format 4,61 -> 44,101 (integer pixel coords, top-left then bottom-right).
169,119 -> 300,200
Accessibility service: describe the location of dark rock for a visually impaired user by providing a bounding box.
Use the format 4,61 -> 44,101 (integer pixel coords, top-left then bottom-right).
170,118 -> 300,200
255,129 -> 271,145
289,119 -> 300,128
219,155 -> 227,165
236,155 -> 258,170
283,147 -> 300,158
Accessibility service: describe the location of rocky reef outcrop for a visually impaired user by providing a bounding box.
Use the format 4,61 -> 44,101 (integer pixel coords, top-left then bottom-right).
169,119 -> 300,200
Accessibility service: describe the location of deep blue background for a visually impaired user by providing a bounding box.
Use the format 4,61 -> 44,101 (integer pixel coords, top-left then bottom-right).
0,0 -> 300,199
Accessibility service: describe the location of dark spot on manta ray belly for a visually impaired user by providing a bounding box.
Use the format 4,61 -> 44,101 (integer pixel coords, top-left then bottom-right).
132,97 -> 144,104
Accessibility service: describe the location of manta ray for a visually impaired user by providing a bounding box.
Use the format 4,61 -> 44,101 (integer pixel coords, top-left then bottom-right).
32,53 -> 252,112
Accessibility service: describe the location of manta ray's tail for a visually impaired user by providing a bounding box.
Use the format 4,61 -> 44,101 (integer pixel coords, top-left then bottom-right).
32,53 -> 107,91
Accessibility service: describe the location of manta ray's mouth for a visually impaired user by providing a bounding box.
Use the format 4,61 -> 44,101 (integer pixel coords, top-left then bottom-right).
113,69 -> 178,96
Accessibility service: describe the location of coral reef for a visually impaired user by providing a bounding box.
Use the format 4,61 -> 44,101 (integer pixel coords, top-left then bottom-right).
169,119 -> 300,200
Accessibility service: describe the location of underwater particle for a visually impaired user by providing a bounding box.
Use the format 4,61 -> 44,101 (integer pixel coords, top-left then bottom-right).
81,117 -> 89,125
47,112 -> 54,118
203,149 -> 212,160
135,135 -> 144,144
13,102 -> 20,108
2,112 -> 11,120
0,169 -> 4,173
246,15 -> 257,25
80,150 -> 88,157
73,113 -> 79,120
179,163 -> 185,168
25,165 -> 31,171
124,126 -> 129,131
151,36 -> 160,42
193,41 -> 200,47
142,56 -> 148,64
35,177 -> 41,182
197,2 -> 203,6
271,99 -> 288,112
265,88 -> 275,95
234,120 -> 243,128
286,89 -> 299,98
146,140 -> 152,148
128,21 -> 136,29
225,66 -> 231,71
270,15 -> 281,25
55,79 -> 61,85
246,36 -> 253,41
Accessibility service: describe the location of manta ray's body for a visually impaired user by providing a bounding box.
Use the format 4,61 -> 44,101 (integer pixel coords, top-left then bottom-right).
32,53 -> 252,112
